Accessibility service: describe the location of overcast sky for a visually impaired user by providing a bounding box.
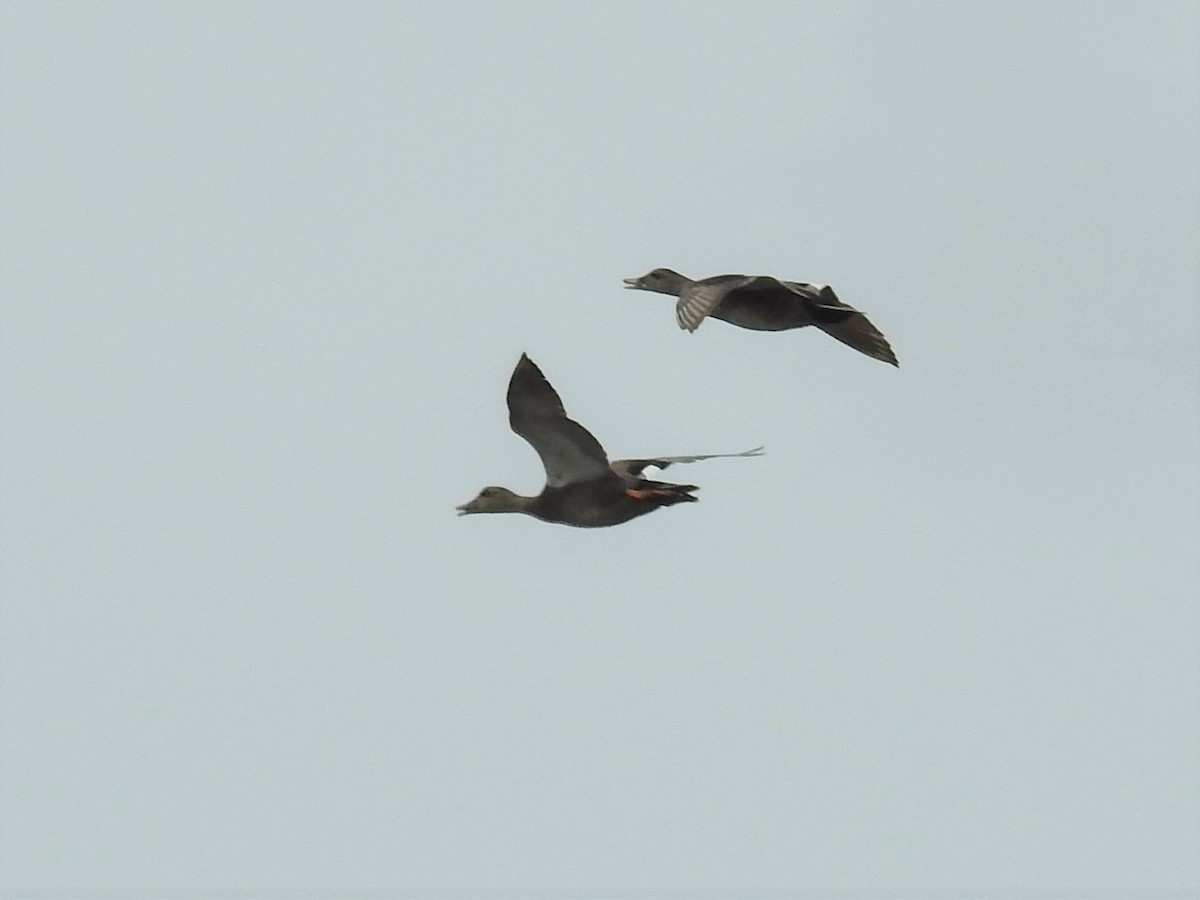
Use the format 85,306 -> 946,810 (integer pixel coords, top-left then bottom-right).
2,2 -> 1198,897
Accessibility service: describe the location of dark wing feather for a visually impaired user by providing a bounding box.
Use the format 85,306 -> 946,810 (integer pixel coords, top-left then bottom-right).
506,354 -> 613,487
784,283 -> 898,366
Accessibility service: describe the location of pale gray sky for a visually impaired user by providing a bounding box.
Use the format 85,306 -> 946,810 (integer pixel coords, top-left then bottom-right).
1,2 -> 1198,897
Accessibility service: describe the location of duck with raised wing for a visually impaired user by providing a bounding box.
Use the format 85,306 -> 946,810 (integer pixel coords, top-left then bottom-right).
457,354 -> 763,528
623,268 -> 898,366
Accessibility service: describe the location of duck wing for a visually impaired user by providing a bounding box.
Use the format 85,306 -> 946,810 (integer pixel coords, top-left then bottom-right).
611,446 -> 764,479
784,282 -> 899,366
675,275 -> 762,332
507,354 -> 614,488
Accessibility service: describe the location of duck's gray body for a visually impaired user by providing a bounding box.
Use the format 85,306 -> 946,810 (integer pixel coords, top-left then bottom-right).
623,268 -> 898,366
519,474 -> 696,528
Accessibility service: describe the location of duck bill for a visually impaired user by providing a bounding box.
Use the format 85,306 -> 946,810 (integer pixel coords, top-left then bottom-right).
622,277 -> 639,288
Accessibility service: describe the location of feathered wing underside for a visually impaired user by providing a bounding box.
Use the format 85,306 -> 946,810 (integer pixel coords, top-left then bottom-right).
675,275 -> 763,332
513,417 -> 615,489
506,354 -> 613,487
610,446 -> 764,479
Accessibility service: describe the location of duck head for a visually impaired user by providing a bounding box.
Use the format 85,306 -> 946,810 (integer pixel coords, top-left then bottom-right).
622,268 -> 689,296
456,485 -> 529,516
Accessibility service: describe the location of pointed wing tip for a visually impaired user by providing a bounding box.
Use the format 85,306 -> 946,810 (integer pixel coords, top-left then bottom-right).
514,352 -> 553,381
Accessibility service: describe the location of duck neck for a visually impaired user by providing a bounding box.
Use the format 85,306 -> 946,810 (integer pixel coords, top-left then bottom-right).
510,493 -> 538,514
658,270 -> 694,297
490,491 -> 538,516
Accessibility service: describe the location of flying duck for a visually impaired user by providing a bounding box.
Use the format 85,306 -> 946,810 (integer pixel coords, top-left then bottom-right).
456,354 -> 763,527
622,268 -> 898,366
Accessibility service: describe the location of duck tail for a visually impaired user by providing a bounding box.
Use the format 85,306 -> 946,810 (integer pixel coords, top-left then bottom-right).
625,481 -> 699,505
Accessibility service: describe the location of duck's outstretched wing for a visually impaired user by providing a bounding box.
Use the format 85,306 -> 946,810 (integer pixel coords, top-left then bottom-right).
785,282 -> 898,366
611,446 -> 764,479
506,354 -> 613,488
817,313 -> 898,366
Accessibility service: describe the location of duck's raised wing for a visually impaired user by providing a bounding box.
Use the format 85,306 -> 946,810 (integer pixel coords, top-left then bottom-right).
506,354 -> 613,488
611,446 -> 764,479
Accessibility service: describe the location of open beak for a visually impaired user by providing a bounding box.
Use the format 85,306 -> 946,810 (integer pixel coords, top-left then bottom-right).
622,277 -> 639,289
